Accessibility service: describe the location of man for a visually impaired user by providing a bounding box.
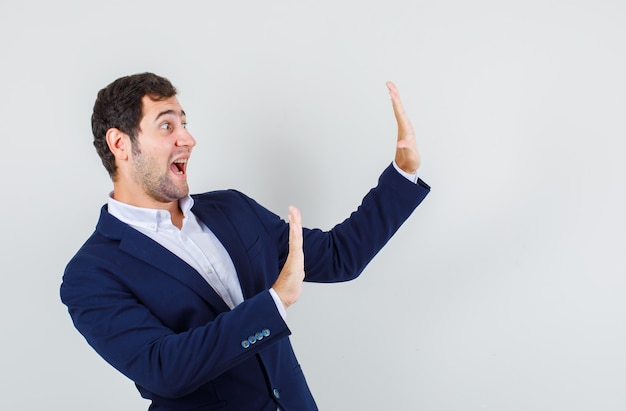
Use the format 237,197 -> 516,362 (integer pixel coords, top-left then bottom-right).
60,73 -> 430,410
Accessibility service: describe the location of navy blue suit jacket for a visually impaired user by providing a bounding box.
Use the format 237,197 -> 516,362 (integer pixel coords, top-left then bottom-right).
60,165 -> 430,410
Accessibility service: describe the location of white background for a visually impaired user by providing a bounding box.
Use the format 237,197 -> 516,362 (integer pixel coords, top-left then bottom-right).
1,1 -> 625,409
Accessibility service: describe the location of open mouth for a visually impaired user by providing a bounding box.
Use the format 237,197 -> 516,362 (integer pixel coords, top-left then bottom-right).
171,158 -> 188,175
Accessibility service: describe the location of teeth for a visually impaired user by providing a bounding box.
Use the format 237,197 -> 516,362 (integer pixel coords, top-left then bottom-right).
173,158 -> 187,174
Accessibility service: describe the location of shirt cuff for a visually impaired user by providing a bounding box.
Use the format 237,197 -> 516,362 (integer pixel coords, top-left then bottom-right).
269,288 -> 287,321
392,161 -> 419,184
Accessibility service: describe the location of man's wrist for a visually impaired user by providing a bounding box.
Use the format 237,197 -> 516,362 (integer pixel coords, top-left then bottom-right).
392,160 -> 419,183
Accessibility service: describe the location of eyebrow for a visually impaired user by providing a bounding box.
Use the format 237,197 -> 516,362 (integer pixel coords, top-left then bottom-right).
154,109 -> 186,122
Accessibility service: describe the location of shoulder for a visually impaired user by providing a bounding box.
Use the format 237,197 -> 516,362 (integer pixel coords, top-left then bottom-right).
63,206 -> 135,279
192,189 -> 248,204
191,190 -> 285,236
191,189 -> 264,215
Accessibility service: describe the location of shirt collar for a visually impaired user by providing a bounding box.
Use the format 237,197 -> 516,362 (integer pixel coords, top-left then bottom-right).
107,193 -> 195,232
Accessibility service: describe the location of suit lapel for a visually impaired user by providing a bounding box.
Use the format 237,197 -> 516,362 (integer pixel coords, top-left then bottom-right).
97,206 -> 231,313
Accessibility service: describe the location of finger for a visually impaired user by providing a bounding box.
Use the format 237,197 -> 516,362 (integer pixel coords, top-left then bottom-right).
386,80 -> 399,96
386,81 -> 413,137
386,81 -> 405,117
287,205 -> 303,252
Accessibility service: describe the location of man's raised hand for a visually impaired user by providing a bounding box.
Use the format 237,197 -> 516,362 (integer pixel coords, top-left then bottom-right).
387,81 -> 421,174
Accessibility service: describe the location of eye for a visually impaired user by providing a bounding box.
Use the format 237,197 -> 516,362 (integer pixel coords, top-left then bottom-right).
182,122 -> 188,129
160,122 -> 171,131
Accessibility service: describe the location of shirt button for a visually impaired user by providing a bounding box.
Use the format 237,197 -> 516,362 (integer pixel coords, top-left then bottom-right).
273,388 -> 280,399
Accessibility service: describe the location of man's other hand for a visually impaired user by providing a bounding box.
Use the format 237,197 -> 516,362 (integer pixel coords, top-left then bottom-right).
272,206 -> 305,309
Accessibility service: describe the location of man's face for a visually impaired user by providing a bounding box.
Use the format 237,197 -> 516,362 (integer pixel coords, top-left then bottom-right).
129,95 -> 196,204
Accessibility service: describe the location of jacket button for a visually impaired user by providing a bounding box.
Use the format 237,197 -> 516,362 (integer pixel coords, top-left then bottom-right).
273,388 -> 280,399
262,328 -> 271,337
241,340 -> 250,349
248,335 -> 257,344
255,332 -> 264,340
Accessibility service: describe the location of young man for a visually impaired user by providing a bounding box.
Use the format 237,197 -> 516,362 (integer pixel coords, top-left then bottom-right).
61,73 -> 429,410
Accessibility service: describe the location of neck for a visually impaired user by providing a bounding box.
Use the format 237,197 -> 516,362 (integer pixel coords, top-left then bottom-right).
112,184 -> 185,230
170,206 -> 184,229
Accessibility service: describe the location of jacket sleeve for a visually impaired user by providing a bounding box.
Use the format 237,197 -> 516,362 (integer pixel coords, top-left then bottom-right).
60,251 -> 290,399
235,163 -> 430,283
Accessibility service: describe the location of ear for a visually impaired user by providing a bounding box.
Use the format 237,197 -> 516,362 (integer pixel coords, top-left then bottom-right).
105,128 -> 130,161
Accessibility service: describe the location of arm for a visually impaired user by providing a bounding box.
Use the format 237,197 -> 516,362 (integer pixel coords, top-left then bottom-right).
238,83 -> 429,286
61,242 -> 290,398
301,164 -> 430,283
302,82 -> 427,281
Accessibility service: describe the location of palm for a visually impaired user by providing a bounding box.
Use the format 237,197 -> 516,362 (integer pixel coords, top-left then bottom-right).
386,81 -> 421,174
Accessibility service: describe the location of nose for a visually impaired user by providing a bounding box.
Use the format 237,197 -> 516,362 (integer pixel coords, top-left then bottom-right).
176,127 -> 196,149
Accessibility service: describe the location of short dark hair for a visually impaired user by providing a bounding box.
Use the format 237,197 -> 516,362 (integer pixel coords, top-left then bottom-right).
91,72 -> 177,179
